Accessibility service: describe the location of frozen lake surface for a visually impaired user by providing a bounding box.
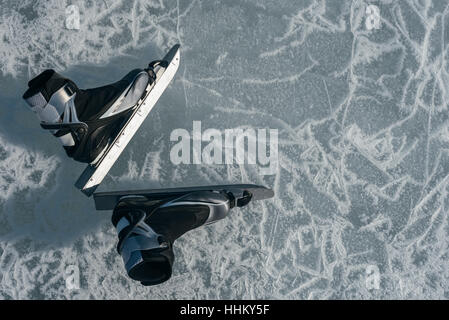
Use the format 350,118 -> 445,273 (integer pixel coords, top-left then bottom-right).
1,0 -> 449,299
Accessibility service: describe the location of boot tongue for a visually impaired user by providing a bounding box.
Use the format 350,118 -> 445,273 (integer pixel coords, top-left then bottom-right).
27,69 -> 56,91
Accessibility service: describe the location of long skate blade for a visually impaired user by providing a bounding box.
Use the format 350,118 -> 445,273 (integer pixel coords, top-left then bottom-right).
93,184 -> 274,210
75,45 -> 181,197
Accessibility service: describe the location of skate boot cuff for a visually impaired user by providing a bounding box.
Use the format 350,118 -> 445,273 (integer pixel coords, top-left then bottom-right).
22,70 -> 80,147
23,69 -> 76,106
130,246 -> 174,286
112,209 -> 174,286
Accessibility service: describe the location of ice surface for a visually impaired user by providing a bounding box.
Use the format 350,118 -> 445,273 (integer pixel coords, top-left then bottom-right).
1,0 -> 449,299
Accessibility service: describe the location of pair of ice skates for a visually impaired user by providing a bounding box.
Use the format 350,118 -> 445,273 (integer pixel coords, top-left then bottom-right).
22,45 -> 274,286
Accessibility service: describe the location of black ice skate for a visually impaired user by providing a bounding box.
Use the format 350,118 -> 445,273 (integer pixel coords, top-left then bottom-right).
23,45 -> 180,196
93,184 -> 274,286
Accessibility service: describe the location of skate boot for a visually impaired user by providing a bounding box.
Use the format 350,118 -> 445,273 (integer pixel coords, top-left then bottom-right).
22,45 -> 180,196
96,184 -> 274,285
23,67 -> 151,163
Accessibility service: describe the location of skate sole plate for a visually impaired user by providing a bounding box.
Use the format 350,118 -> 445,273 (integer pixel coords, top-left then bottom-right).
93,184 -> 274,210
75,45 -> 181,196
